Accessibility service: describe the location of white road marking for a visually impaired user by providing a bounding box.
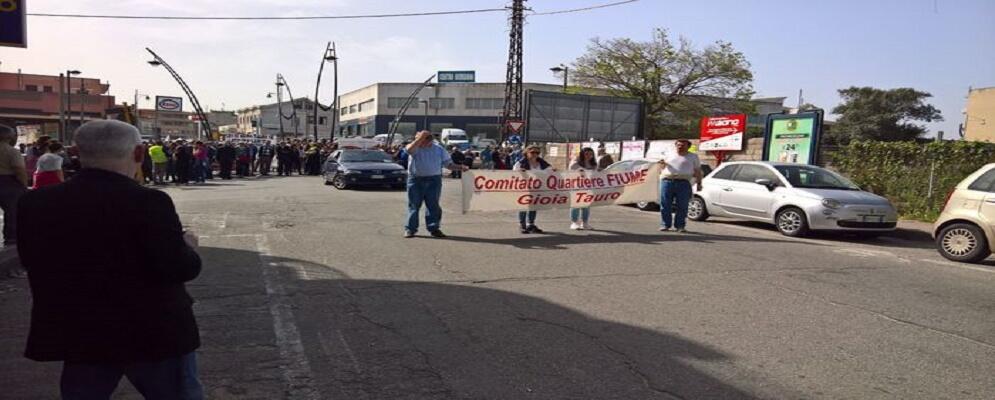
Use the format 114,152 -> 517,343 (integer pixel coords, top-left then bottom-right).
337,329 -> 362,373
256,234 -> 319,399
219,212 -> 229,230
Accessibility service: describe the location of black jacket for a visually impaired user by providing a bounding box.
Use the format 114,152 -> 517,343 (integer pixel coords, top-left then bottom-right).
17,168 -> 202,363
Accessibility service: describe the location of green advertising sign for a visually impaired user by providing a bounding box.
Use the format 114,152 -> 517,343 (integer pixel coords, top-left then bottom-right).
762,111 -> 823,165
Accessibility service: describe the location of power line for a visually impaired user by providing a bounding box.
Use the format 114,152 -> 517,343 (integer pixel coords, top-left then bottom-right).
25,0 -> 639,21
530,0 -> 639,16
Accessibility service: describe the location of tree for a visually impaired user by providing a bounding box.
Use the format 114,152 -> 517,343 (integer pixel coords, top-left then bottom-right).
830,87 -> 943,142
572,29 -> 754,139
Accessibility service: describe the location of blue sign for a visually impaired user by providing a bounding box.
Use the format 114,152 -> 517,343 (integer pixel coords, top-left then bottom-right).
0,0 -> 26,48
437,70 -> 475,83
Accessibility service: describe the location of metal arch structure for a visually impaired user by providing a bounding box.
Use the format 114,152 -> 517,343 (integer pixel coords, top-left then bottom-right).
386,74 -> 436,147
275,73 -> 300,137
312,41 -> 339,141
145,48 -> 212,139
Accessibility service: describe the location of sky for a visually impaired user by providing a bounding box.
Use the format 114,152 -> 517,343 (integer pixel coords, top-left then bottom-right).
2,0 -> 993,137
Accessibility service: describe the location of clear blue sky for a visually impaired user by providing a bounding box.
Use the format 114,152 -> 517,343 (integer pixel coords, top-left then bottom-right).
4,0 -> 993,137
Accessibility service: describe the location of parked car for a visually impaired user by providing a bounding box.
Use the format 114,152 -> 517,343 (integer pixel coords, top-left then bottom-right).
689,162 -> 898,237
933,163 -> 995,263
323,149 -> 407,190
604,159 -> 711,211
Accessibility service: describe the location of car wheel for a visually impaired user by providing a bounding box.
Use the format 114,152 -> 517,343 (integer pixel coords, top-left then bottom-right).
937,223 -> 990,263
776,207 -> 810,237
323,180 -> 333,186
636,201 -> 659,211
688,196 -> 709,221
331,174 -> 349,190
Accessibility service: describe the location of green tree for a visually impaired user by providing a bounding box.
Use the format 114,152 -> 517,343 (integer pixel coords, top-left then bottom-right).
572,29 -> 755,139
830,87 -> 943,142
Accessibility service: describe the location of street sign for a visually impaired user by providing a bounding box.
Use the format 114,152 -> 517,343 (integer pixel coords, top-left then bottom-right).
155,96 -> 183,112
506,120 -> 525,133
437,70 -> 475,83
699,114 -> 746,152
762,110 -> 824,165
0,0 -> 26,48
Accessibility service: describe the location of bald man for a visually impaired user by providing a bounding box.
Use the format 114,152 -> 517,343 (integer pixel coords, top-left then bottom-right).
18,120 -> 204,399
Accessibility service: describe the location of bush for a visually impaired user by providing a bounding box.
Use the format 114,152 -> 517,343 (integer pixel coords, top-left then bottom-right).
832,140 -> 995,221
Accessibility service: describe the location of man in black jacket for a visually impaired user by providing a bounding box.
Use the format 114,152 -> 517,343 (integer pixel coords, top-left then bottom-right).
17,120 -> 203,399
216,141 -> 236,179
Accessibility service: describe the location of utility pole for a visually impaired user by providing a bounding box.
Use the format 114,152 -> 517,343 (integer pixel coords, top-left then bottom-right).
276,76 -> 285,137
500,0 -> 526,143
313,41 -> 338,141
58,73 -> 65,141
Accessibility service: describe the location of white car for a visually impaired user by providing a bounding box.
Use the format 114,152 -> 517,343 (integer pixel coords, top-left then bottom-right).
689,162 -> 898,237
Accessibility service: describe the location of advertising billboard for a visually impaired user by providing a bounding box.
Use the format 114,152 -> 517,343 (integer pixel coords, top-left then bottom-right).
0,0 -> 26,48
155,96 -> 184,112
699,114 -> 745,151
762,111 -> 824,165
525,90 -> 642,143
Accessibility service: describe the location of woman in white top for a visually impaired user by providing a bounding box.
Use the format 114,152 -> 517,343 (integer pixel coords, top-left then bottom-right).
568,147 -> 599,230
513,145 -> 554,234
32,141 -> 64,189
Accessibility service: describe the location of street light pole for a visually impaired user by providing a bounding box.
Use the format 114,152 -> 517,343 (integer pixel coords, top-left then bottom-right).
58,73 -> 65,141
78,80 -> 88,129
313,41 -> 339,141
550,64 -> 568,92
145,48 -> 212,140
420,99 -> 429,131
64,70 -> 80,138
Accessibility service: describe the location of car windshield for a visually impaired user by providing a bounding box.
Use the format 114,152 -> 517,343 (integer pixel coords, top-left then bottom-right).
339,151 -> 392,163
774,165 -> 860,190
448,135 -> 468,141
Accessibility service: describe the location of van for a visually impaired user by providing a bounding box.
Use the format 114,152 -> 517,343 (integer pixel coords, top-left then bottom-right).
440,128 -> 470,150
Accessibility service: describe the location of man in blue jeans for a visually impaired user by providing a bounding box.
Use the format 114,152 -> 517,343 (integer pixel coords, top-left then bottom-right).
404,130 -> 467,238
657,139 -> 703,233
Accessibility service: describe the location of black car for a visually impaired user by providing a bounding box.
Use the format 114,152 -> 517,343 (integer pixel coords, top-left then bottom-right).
323,149 -> 407,190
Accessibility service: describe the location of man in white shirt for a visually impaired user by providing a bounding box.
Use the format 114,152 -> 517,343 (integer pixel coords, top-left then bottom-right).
657,139 -> 703,232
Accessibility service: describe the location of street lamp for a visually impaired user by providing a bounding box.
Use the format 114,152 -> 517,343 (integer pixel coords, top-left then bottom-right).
550,64 -> 568,92
145,48 -> 213,141
133,91 -> 151,137
61,69 -> 81,140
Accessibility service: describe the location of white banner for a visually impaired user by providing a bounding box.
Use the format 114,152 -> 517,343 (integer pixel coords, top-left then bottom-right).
462,164 -> 661,213
621,140 -> 646,160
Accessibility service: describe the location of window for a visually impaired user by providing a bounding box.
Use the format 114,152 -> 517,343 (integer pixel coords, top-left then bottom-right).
25,85 -> 38,92
306,116 -> 316,124
466,98 -> 503,109
349,105 -> 357,113
968,169 -> 995,192
358,100 -> 374,112
43,86 -> 53,93
733,165 -> 779,184
318,117 -> 327,125
429,97 -> 455,110
387,97 -> 410,108
340,107 -> 348,116
711,165 -> 739,180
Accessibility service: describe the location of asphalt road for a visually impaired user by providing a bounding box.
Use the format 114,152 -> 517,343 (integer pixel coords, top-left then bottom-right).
2,175 -> 993,399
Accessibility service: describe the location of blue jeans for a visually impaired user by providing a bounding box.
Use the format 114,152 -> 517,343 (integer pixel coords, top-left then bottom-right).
518,211 -> 537,227
406,175 -> 443,233
192,160 -> 207,183
570,208 -> 590,223
660,179 -> 692,229
61,352 -> 202,400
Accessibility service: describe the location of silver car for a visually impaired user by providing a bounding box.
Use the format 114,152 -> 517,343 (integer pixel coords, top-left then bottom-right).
689,162 -> 898,237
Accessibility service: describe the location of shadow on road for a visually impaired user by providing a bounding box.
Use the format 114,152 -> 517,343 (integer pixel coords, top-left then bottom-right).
196,246 -> 771,399
436,228 -> 805,250
705,219 -> 935,250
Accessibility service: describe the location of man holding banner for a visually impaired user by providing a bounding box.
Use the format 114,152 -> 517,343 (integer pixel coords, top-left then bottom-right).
656,139 -> 703,233
404,131 -> 468,238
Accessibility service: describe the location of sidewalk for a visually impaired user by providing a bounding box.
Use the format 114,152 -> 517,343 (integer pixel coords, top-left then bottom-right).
893,220 -> 934,243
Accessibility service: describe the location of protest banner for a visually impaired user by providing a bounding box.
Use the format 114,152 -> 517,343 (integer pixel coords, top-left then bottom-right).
461,163 -> 661,213
645,140 -> 677,161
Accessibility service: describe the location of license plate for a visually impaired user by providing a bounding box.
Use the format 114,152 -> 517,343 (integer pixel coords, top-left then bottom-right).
861,215 -> 883,223
371,175 -> 385,179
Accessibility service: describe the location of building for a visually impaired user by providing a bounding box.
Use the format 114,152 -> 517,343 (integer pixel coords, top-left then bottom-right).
964,87 -> 995,142
336,82 -> 565,139
235,98 -> 335,139
0,71 -> 115,143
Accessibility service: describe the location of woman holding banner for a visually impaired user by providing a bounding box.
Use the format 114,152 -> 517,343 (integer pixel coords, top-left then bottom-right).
514,146 -> 554,234
568,147 -> 599,230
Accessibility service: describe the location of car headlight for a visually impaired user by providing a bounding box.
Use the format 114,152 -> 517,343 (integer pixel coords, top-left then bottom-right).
821,198 -> 843,209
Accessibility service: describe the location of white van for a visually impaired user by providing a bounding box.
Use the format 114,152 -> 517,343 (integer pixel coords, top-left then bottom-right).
440,128 -> 470,150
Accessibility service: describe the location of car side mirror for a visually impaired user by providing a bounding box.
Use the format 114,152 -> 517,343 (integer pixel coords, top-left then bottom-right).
754,178 -> 777,191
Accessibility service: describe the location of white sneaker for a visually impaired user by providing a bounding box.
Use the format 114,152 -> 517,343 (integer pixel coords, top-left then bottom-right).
582,222 -> 593,230
570,222 -> 582,230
